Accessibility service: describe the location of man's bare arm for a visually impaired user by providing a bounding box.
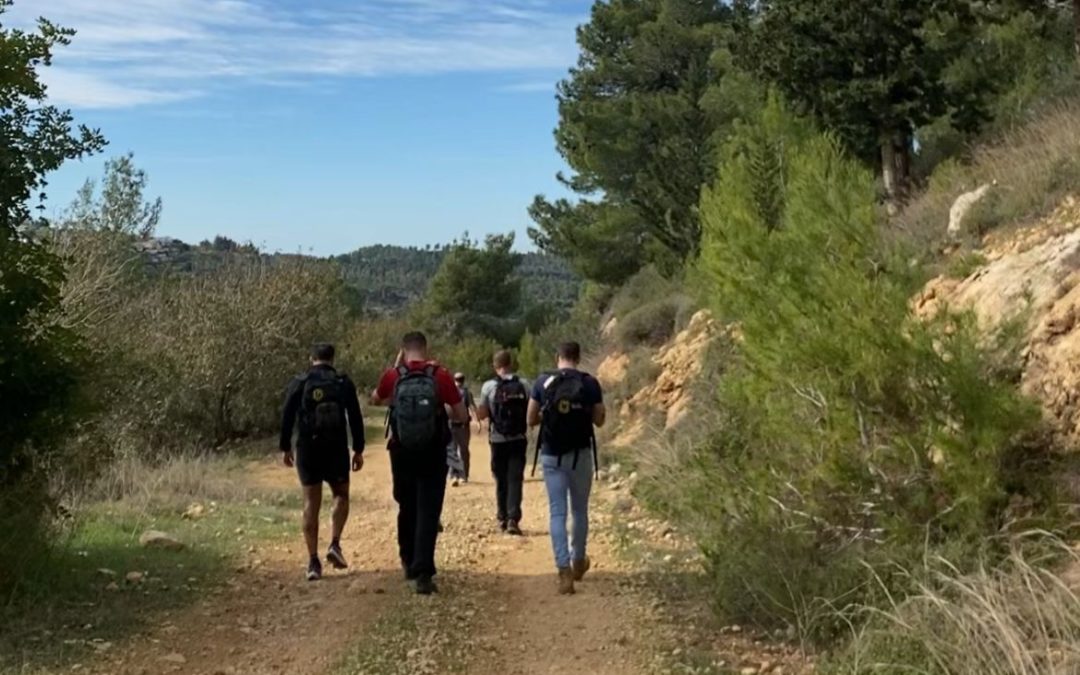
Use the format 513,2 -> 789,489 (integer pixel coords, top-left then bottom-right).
527,399 -> 542,428
449,401 -> 468,424
592,402 -> 607,428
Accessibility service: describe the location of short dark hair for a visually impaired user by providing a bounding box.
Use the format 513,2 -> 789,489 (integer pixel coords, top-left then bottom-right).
557,341 -> 581,363
311,342 -> 335,362
402,331 -> 428,350
493,349 -> 513,369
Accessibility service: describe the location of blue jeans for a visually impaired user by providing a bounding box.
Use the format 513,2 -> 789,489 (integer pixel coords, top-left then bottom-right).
541,450 -> 593,569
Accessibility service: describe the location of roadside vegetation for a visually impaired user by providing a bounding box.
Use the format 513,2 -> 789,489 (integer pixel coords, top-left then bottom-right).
532,1 -> 1080,672
0,449 -> 297,673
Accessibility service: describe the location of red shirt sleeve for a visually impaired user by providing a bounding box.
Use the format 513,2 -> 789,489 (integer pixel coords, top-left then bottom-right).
435,368 -> 462,406
375,368 -> 398,401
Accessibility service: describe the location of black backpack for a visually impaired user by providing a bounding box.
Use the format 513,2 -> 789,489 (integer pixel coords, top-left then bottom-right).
391,365 -> 442,451
539,370 -> 594,455
490,376 -> 528,437
301,370 -> 349,449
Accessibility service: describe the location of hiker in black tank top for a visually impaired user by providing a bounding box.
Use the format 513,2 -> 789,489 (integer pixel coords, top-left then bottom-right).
279,343 -> 365,581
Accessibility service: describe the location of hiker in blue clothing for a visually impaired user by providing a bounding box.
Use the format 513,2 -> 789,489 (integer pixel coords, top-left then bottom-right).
527,341 -> 606,595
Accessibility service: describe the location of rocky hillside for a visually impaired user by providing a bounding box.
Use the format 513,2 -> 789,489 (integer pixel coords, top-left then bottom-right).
916,195 -> 1080,446
601,197 -> 1080,456
597,310 -> 725,449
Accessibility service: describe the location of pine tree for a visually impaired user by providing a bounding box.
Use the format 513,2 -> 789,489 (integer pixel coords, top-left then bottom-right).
531,0 -> 760,279
741,0 -> 978,203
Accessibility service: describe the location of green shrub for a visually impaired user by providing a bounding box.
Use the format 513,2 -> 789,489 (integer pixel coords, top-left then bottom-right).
517,330 -> 546,380
607,266 -> 697,349
667,96 -> 1047,643
433,334 -> 501,383
515,282 -> 610,380
610,266 -> 680,319
338,316 -> 412,389
945,251 -> 989,280
60,253 -> 350,469
615,297 -> 687,348
0,8 -> 107,591
0,232 -> 87,590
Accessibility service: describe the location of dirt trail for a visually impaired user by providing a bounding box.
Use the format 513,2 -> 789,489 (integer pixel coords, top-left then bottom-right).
86,432 -> 648,675
438,440 -> 643,675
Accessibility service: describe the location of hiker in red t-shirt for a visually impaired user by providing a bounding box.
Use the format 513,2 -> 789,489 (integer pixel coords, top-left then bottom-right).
371,331 -> 466,595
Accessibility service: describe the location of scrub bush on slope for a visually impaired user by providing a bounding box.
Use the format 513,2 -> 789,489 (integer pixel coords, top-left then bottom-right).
653,97 -> 1052,643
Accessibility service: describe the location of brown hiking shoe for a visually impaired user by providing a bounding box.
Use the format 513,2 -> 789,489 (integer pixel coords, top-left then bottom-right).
558,567 -> 576,595
571,556 -> 591,581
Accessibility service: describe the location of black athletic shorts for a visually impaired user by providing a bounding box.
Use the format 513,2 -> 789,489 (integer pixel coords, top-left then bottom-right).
295,446 -> 350,487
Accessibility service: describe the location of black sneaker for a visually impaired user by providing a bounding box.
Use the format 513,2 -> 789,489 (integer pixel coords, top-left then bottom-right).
306,557 -> 322,582
507,521 -> 523,536
402,562 -> 419,581
415,575 -> 438,595
326,543 -> 348,570
498,519 -> 508,532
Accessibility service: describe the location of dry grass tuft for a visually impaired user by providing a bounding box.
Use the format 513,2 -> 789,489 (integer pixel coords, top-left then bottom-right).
900,100 -> 1080,255
834,536 -> 1080,675
68,449 -> 277,516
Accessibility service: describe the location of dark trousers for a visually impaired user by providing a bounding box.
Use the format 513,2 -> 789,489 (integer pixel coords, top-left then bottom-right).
491,439 -> 527,523
450,425 -> 471,479
390,446 -> 448,578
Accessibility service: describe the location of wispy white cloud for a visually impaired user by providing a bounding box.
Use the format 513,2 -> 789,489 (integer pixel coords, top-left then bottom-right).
40,69 -> 201,109
8,0 -> 583,109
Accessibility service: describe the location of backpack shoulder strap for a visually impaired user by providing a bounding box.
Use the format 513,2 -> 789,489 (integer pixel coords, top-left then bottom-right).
539,375 -> 560,412
424,364 -> 437,377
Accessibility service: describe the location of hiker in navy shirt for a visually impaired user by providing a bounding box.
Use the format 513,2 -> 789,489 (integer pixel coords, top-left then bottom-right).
527,341 -> 606,595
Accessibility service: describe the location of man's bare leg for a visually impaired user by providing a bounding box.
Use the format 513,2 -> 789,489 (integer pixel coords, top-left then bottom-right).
302,484 -> 323,558
330,481 -> 350,542
327,481 -> 350,569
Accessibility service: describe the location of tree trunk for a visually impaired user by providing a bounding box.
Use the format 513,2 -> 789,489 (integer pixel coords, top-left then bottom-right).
881,131 -> 912,207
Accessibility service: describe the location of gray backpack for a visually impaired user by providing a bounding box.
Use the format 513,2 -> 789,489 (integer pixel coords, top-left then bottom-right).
391,365 -> 441,450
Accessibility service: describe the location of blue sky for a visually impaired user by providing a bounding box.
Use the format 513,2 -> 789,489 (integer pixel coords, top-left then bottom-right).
10,0 -> 590,255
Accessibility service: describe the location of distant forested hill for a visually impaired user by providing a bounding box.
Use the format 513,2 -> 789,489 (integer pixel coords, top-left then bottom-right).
134,238 -> 580,316
333,244 -> 580,315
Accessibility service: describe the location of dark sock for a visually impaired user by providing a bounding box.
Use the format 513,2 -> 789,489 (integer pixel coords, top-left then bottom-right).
331,538 -> 340,549
309,554 -> 319,564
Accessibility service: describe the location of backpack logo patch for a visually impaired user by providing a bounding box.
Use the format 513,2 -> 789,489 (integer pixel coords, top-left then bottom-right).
312,388 -> 325,402
558,399 -> 571,414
